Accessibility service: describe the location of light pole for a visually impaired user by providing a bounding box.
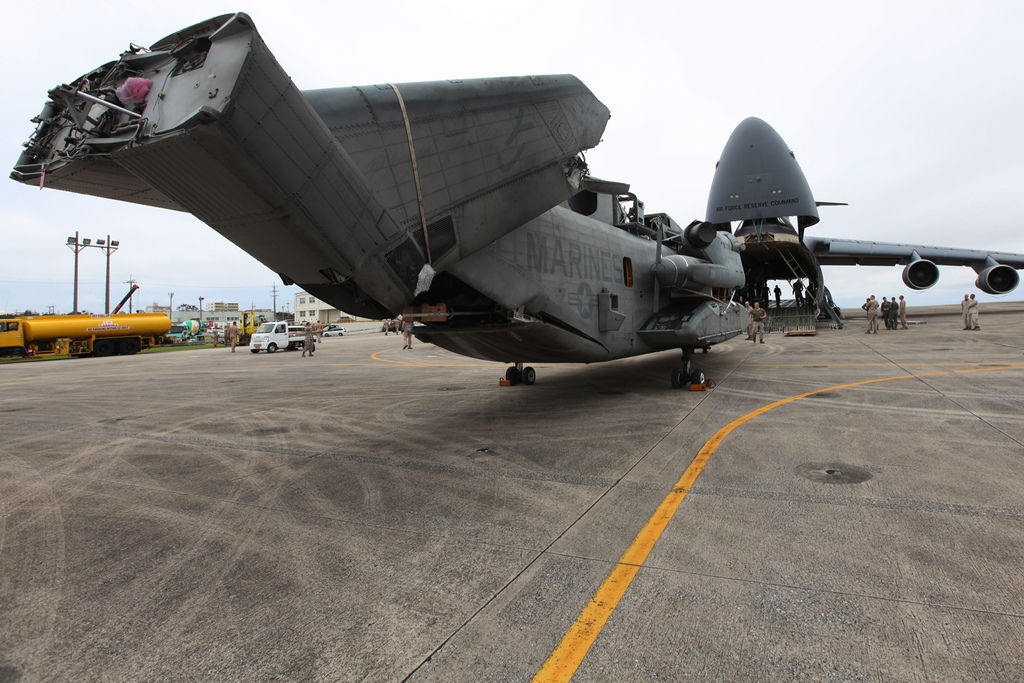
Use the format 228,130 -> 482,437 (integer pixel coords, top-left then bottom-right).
66,232 -> 89,313
198,296 -> 204,323
66,233 -> 120,313
168,292 -> 174,321
95,235 -> 119,314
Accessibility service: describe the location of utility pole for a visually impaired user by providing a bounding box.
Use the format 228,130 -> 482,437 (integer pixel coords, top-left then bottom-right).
271,284 -> 278,316
168,292 -> 174,321
198,296 -> 204,323
123,275 -> 138,313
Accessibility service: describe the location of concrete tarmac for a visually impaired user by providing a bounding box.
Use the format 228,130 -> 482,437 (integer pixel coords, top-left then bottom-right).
2,304 -> 1023,680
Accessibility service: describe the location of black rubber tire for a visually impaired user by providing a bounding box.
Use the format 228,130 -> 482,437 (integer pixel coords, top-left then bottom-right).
117,338 -> 141,355
690,369 -> 706,385
522,366 -> 536,385
267,343 -> 278,353
250,349 -> 260,354
93,340 -> 114,357
505,367 -> 521,385
671,368 -> 685,389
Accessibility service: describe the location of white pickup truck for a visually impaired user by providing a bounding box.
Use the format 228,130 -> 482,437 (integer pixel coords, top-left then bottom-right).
249,322 -> 306,353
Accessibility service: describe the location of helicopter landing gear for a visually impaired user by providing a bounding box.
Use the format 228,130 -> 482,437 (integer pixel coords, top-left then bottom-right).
671,347 -> 708,389
505,362 -> 536,386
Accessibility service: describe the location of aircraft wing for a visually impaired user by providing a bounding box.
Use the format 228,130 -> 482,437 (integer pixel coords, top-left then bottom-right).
10,13 -> 609,317
805,236 -> 1024,292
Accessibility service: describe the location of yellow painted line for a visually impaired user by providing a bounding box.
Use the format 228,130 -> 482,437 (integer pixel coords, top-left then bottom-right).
534,363 -> 1024,682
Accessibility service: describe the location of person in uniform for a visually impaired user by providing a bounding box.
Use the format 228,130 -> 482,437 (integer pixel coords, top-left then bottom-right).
750,303 -> 767,344
773,284 -> 782,308
401,316 -> 415,349
744,301 -> 754,340
792,279 -> 804,306
864,295 -> 879,333
880,297 -> 892,330
226,321 -> 238,352
898,295 -> 908,329
960,294 -> 971,330
886,295 -> 899,330
968,294 -> 980,330
212,326 -> 220,346
314,320 -> 324,342
302,321 -> 316,356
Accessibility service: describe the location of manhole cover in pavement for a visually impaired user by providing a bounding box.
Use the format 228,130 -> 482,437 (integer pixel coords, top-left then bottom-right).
796,462 -> 872,484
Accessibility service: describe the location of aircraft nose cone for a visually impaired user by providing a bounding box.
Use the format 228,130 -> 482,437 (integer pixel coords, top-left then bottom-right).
706,117 -> 818,227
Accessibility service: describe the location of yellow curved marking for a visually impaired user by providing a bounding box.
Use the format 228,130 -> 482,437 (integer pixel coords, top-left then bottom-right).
714,361 -> 1016,368
534,363 -> 1024,682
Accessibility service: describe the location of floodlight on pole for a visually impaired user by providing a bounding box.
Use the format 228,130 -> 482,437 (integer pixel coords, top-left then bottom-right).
65,231 -> 86,313
96,234 -> 119,314
65,233 -> 120,313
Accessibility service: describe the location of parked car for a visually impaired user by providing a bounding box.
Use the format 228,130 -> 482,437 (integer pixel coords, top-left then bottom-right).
322,326 -> 346,337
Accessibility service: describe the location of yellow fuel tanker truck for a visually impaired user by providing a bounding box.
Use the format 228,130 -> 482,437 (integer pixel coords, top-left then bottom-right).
0,313 -> 171,358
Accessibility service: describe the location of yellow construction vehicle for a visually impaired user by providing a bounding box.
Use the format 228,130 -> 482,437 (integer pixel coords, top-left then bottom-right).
238,311 -> 268,345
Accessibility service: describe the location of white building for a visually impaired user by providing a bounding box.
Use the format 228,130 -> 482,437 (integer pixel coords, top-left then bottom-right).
144,303 -> 275,325
206,301 -> 240,312
293,292 -> 352,325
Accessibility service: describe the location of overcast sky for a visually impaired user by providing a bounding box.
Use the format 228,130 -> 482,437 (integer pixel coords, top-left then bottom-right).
3,0 -> 1023,315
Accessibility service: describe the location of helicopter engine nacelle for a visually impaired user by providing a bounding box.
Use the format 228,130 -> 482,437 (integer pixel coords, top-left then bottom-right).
901,252 -> 939,290
974,257 -> 1019,294
655,254 -> 745,291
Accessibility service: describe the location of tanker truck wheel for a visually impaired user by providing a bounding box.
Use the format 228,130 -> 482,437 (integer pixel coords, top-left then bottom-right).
117,339 -> 141,355
93,340 -> 115,357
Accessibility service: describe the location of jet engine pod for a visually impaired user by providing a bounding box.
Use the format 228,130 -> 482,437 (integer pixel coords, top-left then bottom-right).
974,257 -> 1020,294
901,252 -> 939,290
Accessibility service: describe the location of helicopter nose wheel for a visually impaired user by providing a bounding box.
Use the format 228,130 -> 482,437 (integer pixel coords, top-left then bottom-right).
671,347 -> 706,389
505,362 -> 536,386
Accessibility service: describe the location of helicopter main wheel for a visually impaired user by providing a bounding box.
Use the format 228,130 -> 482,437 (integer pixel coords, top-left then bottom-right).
689,368 -> 706,385
505,367 -> 521,385
522,366 -> 536,385
671,368 -> 686,389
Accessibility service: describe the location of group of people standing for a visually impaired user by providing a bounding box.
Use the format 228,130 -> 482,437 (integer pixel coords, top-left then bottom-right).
745,278 -> 811,310
211,322 -> 239,351
862,295 -> 908,333
961,294 -> 981,330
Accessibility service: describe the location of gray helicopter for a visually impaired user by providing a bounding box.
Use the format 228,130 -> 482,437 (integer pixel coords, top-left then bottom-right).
12,13 -> 1024,388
